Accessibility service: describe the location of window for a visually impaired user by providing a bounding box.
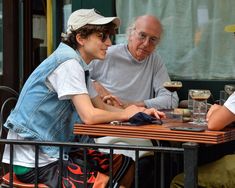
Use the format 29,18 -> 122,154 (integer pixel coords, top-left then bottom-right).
116,0 -> 235,80
63,0 -> 72,33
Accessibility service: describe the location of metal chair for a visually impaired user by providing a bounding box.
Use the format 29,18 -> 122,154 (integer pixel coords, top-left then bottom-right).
0,86 -> 48,187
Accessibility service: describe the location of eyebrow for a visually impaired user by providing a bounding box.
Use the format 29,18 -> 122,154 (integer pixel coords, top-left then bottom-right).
139,31 -> 160,39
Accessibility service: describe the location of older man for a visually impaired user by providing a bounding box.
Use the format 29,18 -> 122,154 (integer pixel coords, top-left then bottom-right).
89,15 -> 178,110
89,15 -> 178,188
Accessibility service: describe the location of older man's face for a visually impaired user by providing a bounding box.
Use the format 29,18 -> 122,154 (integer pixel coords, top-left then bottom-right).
128,16 -> 162,61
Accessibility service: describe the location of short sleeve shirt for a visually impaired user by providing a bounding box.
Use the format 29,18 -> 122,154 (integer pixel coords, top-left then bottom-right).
2,59 -> 97,167
224,92 -> 235,114
47,59 -> 97,99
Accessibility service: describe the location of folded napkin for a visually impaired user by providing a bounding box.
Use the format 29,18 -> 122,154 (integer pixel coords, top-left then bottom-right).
129,112 -> 163,125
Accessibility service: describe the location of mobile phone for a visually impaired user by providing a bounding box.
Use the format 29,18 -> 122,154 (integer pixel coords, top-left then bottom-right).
170,127 -> 206,132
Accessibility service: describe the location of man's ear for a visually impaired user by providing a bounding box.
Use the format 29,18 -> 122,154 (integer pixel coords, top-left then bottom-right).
76,34 -> 84,46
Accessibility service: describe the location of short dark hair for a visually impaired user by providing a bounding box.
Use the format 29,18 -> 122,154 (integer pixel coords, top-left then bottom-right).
62,22 -> 117,50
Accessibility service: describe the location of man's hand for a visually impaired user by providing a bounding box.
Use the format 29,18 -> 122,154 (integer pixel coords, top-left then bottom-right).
103,95 -> 123,108
93,81 -> 110,98
143,108 -> 166,119
93,81 -> 123,108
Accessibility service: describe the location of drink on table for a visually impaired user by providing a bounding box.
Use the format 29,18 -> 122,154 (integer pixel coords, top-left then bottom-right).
189,89 -> 211,125
224,84 -> 235,96
163,81 -> 182,117
163,81 -> 182,92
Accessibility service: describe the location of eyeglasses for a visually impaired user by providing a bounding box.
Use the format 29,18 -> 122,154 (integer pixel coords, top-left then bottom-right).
134,29 -> 160,46
96,32 -> 113,42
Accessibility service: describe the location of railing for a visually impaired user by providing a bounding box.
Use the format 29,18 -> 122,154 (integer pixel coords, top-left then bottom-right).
0,139 -> 185,188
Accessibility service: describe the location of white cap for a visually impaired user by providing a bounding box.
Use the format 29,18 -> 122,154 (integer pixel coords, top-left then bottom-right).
67,9 -> 120,33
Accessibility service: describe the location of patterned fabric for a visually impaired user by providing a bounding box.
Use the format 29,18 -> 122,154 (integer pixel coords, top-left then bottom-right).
16,149 -> 134,188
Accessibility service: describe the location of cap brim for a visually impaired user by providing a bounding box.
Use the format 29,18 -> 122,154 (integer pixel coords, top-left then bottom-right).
224,24 -> 235,32
89,17 -> 120,28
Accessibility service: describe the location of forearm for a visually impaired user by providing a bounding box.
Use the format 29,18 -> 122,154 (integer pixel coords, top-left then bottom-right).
103,103 -> 124,111
122,101 -> 146,108
144,92 -> 179,109
207,105 -> 235,130
86,108 -> 128,124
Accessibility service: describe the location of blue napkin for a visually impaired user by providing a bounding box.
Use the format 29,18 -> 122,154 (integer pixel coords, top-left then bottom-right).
129,112 -> 163,125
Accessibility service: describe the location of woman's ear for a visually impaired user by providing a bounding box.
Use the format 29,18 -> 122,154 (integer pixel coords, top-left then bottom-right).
76,34 -> 84,46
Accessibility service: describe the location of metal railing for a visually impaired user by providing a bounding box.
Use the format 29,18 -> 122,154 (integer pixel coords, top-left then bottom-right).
0,139 -> 187,188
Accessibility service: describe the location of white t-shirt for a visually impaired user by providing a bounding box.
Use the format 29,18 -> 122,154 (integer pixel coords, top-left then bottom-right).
2,59 -> 97,167
224,92 -> 235,115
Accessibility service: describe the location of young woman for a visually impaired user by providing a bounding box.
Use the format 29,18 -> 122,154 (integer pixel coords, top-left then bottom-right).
2,9 -> 165,188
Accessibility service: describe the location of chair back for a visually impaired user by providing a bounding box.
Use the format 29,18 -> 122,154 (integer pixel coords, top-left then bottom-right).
0,86 -> 19,178
0,86 -> 19,139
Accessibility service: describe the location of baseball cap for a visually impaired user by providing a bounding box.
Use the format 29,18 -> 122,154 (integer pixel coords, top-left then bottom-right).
224,24 -> 235,32
67,8 -> 120,33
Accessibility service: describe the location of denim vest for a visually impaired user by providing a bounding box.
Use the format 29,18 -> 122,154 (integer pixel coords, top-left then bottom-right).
4,43 -> 88,158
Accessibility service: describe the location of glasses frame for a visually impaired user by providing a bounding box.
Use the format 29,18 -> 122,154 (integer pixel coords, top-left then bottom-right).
96,32 -> 114,43
133,29 -> 160,46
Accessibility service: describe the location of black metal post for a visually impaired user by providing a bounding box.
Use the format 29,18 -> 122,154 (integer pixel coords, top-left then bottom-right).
183,142 -> 198,188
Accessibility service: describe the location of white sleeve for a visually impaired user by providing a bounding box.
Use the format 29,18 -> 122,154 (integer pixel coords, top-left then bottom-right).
224,92 -> 235,114
47,59 -> 97,100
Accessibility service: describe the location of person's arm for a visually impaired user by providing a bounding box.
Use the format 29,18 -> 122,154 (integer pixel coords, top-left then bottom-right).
144,88 -> 179,109
207,104 -> 235,130
122,101 -> 146,108
94,80 -> 146,108
91,95 -> 166,119
71,94 -> 137,124
72,94 -> 165,125
93,81 -> 123,108
144,55 -> 179,109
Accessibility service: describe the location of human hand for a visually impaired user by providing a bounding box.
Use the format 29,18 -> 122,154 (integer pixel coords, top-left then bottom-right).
93,81 -> 110,98
124,105 -> 166,120
93,81 -> 123,108
123,105 -> 146,119
142,108 -> 166,119
103,95 -> 123,108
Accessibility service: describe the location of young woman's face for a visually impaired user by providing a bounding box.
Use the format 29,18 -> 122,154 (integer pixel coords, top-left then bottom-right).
78,32 -> 112,64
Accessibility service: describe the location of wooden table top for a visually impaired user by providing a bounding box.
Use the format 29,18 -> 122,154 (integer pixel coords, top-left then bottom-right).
74,120 -> 235,144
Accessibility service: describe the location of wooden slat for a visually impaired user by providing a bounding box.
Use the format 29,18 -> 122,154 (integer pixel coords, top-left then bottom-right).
74,122 -> 235,144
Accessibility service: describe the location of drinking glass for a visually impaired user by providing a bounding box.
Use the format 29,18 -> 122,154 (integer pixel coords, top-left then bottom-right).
189,89 -> 211,125
187,89 -> 195,120
219,90 -> 229,105
224,84 -> 235,96
163,81 -> 182,110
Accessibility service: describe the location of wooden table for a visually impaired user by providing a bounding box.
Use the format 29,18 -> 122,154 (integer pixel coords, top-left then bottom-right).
74,120 -> 235,144
74,120 -> 235,188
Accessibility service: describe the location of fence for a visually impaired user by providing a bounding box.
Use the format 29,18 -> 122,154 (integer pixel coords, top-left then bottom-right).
0,138 -> 188,188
